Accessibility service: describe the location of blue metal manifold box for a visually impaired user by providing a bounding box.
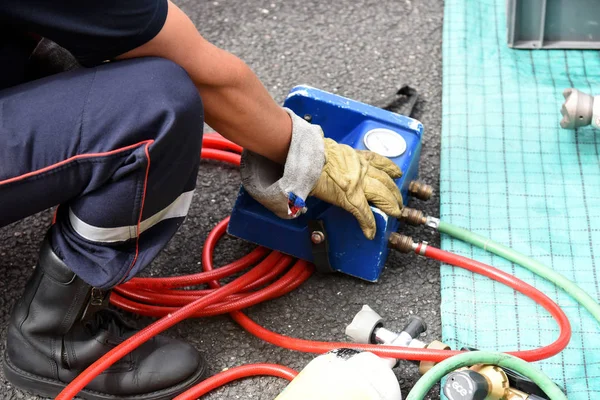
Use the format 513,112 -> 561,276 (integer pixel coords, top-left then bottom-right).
228,86 -> 424,281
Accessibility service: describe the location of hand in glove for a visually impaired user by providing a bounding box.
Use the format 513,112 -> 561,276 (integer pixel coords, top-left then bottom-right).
241,109 -> 403,240
310,139 -> 402,239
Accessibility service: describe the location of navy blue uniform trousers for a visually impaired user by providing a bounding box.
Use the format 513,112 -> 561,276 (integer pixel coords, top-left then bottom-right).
0,58 -> 204,288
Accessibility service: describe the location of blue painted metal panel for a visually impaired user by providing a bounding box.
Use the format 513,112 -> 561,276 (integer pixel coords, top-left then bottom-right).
227,85 -> 424,281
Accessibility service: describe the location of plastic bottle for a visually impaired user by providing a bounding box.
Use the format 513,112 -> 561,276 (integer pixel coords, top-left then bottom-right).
275,348 -> 402,400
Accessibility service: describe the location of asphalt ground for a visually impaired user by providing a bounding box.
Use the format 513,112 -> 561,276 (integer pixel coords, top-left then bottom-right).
0,0 -> 445,398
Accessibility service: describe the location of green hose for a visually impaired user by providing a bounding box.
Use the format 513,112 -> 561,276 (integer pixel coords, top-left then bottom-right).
437,220 -> 600,323
407,219 -> 600,398
406,351 -> 567,400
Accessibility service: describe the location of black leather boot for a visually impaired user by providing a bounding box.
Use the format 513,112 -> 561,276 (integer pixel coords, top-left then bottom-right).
3,238 -> 207,400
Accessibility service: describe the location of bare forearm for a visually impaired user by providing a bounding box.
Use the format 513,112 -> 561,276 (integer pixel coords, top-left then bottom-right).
119,1 -> 291,163
196,58 -> 292,164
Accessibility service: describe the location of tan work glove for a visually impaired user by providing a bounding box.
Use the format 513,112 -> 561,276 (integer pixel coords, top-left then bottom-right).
241,108 -> 403,240
310,139 -> 403,239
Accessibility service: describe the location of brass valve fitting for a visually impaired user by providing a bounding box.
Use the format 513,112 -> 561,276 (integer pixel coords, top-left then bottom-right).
418,340 -> 452,374
388,232 -> 415,253
399,207 -> 427,226
470,364 -> 510,399
408,181 -> 433,201
443,363 -> 550,400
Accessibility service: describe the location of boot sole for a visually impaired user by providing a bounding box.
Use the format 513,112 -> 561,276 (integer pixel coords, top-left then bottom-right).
3,351 -> 208,400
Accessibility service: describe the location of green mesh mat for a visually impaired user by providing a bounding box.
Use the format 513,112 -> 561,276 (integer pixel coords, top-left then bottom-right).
440,0 -> 600,398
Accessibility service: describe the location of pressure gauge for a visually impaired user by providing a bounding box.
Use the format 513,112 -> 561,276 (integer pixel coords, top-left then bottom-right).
363,128 -> 406,158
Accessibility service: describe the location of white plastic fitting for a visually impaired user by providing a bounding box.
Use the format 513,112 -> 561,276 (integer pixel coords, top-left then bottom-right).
560,88 -> 600,130
345,305 -> 383,344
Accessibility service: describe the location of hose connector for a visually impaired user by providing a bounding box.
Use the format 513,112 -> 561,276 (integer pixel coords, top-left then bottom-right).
560,88 -> 594,129
400,207 -> 427,226
346,305 -> 429,370
419,340 -> 452,374
425,216 -> 440,230
409,181 -> 433,201
388,232 -> 416,253
443,365 -> 510,400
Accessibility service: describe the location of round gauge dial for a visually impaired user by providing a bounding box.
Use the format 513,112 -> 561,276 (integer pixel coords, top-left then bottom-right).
363,128 -> 406,158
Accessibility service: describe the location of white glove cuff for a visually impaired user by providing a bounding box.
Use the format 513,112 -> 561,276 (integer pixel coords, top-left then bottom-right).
240,108 -> 325,219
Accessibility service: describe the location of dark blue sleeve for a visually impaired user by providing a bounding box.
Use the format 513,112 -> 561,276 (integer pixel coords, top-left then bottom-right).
0,0 -> 168,67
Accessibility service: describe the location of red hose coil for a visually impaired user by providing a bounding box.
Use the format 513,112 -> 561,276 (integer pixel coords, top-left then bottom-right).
55,134 -> 571,399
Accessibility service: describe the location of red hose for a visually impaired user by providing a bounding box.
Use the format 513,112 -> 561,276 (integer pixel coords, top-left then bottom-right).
201,147 -> 240,166
173,364 -> 298,400
202,133 -> 244,153
205,241 -> 571,363
201,131 -> 242,165
416,244 -> 572,360
56,244 -> 287,399
56,134 -> 572,399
